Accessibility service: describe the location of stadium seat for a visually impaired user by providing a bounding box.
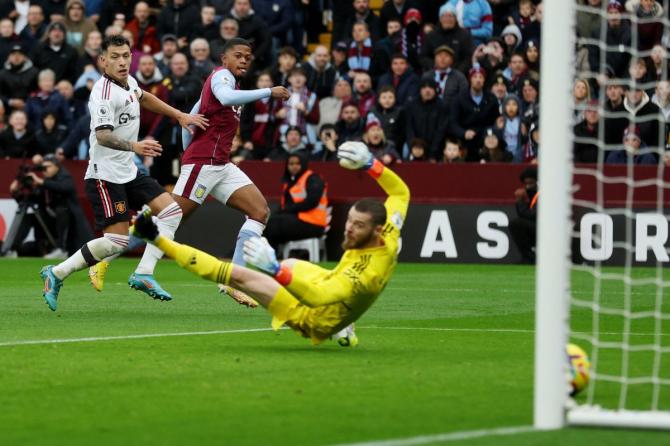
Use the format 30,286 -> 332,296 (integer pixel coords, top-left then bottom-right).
370,0 -> 384,11
281,207 -> 331,262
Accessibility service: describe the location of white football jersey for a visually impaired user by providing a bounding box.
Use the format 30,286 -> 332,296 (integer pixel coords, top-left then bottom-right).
85,74 -> 143,184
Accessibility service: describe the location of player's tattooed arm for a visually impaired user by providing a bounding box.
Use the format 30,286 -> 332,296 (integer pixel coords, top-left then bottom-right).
95,129 -> 163,157
95,129 -> 132,151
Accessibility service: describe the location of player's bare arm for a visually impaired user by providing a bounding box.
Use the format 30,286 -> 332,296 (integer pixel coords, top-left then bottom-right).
139,90 -> 209,134
95,129 -> 163,157
270,86 -> 290,100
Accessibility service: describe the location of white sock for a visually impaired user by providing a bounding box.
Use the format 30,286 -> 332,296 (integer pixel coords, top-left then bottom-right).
53,233 -> 129,280
232,218 -> 266,265
135,203 -> 182,275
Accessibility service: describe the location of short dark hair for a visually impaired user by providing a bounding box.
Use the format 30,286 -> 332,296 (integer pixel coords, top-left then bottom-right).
391,53 -> 408,62
409,138 -> 428,150
378,85 -> 396,96
222,37 -> 252,54
102,34 -> 130,52
353,198 -> 387,227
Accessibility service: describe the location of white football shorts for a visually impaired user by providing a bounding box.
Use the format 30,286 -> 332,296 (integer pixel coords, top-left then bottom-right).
173,163 -> 253,205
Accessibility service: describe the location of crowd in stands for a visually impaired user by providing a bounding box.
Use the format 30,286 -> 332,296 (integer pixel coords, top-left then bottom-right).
0,0 -> 669,187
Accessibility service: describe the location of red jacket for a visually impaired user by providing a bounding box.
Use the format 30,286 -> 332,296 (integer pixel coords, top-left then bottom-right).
125,19 -> 160,54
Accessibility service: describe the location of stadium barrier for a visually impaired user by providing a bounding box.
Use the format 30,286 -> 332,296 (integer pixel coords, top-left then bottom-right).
0,160 -> 667,264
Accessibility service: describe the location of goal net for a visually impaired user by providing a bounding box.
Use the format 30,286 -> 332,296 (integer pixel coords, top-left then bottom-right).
535,0 -> 670,430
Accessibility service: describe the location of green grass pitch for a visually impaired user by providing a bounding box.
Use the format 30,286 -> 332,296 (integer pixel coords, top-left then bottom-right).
1,258 -> 668,445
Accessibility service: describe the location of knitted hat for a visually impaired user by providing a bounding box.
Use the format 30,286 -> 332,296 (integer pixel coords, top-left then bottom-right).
404,8 -> 422,25
469,65 -> 486,79
439,3 -> 457,17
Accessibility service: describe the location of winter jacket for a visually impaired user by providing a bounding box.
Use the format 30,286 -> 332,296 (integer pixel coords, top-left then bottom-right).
405,96 -> 450,159
423,68 -> 468,105
64,0 -> 97,54
0,59 -> 39,105
125,18 -> 161,54
626,0 -> 664,51
377,69 -> 420,106
573,120 -> 600,163
421,23 -> 474,73
253,0 -> 293,39
0,127 -> 38,158
448,89 -> 500,158
445,0 -> 493,44
623,93 -> 664,148
156,1 -> 200,38
367,104 -> 405,150
303,58 -> 337,100
227,8 -> 272,68
32,41 -> 79,83
588,21 -> 631,78
25,90 -> 72,129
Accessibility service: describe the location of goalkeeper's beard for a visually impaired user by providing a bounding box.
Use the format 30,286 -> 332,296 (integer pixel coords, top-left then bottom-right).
341,229 -> 375,250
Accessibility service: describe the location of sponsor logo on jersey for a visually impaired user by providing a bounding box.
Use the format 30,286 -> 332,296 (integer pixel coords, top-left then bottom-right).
194,184 -> 207,199
114,201 -> 127,214
119,113 -> 137,125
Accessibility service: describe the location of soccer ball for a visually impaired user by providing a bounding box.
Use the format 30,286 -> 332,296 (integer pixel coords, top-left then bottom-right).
567,343 -> 590,396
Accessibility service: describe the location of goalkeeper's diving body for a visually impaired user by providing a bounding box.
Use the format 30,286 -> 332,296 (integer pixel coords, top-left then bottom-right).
132,142 -> 410,345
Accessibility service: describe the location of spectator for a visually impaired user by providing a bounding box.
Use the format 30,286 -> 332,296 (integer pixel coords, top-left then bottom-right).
19,4 -> 47,52
523,39 -> 540,79
0,43 -> 38,112
476,127 -> 509,163
155,34 -> 179,76
377,53 -> 420,106
652,80 -> 670,121
57,112 -> 89,159
125,1 -> 160,55
226,0 -> 272,69
0,18 -> 19,65
649,45 -> 668,81
156,0 -> 199,46
626,0 -> 664,51
35,110 -> 67,155
343,0 -> 383,42
267,126 -> 307,161
1,0 -> 30,34
587,1 -> 630,79
509,166 -> 538,263
135,54 -> 169,139
500,23 -> 522,57
189,38 -> 216,81
191,5 -> 219,42
274,67 -> 319,146
606,125 -> 658,164
380,0 -> 419,36
56,79 -> 83,123
335,103 -> 365,143
318,78 -> 352,128
25,69 -> 72,130
0,110 -> 37,158
347,22 -> 375,79
512,0 -> 538,43
407,137 -> 430,162
264,151 -> 328,251
331,41 -> 350,78
271,46 -> 298,88
443,0 -> 493,45
520,77 -> 539,126
398,8 -> 424,72
32,21 -> 79,83
442,137 -> 465,163
367,85 -> 404,150
98,1 -> 134,33
502,52 -> 528,93
421,4 -> 474,73
120,29 -> 145,78
363,119 -> 400,165
495,94 -> 523,162
63,0 -> 96,54
303,45 -> 337,100
330,0 -> 355,45
76,29 -> 102,75
254,0 -> 292,46
623,83 -> 663,149
521,120 -> 539,163
448,66 -> 500,161
628,57 -> 653,96
352,71 -> 376,117
472,37 -> 507,86
209,18 -> 239,64
603,81 -> 628,148
41,0 -> 67,23
240,71 -> 278,160
375,17 -> 401,68
490,73 -> 509,113
573,78 -> 591,123
405,78 -> 449,160
312,123 -> 339,162
424,44 -> 468,104
573,101 -> 600,163
85,0 -> 103,24
73,53 -> 103,107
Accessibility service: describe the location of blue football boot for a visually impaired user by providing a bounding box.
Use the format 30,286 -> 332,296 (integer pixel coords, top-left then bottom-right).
128,273 -> 172,301
40,265 -> 63,311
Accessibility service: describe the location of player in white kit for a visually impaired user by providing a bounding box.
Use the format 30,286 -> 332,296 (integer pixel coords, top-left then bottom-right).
39,35 -> 207,311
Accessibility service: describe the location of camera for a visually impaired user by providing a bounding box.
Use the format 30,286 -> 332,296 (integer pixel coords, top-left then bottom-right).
16,164 -> 45,187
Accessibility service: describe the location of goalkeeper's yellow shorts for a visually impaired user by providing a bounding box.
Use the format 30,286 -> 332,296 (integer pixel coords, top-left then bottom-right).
281,261 -> 348,345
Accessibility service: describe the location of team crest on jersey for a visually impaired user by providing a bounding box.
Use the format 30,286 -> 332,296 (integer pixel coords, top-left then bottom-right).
194,184 -> 207,199
114,201 -> 127,214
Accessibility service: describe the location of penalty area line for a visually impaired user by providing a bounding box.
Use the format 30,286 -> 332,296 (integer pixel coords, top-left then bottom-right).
328,425 -> 536,446
0,327 -> 274,347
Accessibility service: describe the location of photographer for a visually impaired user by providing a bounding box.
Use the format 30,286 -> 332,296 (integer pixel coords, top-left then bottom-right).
509,166 -> 538,264
9,154 -> 93,257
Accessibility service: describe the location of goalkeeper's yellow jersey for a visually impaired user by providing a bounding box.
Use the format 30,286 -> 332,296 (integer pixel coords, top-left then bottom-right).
284,163 -> 410,336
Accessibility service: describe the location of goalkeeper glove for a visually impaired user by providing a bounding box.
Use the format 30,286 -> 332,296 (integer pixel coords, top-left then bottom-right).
243,237 -> 280,275
337,141 -> 374,170
131,209 -> 159,241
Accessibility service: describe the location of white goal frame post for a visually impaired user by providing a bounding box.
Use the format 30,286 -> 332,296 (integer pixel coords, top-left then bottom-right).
533,0 -> 670,431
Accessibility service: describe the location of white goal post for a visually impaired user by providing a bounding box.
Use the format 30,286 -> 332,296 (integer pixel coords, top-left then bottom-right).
534,0 -> 670,431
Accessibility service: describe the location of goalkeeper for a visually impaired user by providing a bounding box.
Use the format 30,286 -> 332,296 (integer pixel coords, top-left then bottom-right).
131,142 -> 410,346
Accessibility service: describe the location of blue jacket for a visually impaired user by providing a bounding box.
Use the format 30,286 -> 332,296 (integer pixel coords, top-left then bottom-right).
377,70 -> 420,107
253,0 -> 293,37
606,147 -> 658,165
445,0 -> 493,44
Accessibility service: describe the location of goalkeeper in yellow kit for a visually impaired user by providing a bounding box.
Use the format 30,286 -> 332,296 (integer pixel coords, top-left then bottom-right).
131,142 -> 410,346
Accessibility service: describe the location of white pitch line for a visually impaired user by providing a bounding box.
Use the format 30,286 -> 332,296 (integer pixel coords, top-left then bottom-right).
0,327 -> 273,347
328,425 -> 536,446
0,326 -> 666,348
